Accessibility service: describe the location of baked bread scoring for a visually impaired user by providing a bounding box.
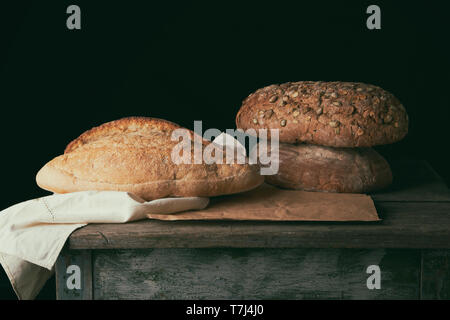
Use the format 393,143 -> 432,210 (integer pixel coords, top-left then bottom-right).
36,117 -> 263,200
236,81 -> 408,147
262,143 -> 392,193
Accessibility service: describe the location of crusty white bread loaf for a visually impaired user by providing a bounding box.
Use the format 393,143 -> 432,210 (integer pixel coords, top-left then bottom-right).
260,143 -> 392,193
36,117 -> 263,200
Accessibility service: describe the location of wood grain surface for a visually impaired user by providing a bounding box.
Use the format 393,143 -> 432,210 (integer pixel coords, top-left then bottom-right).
68,159 -> 450,250
55,250 -> 92,300
92,248 -> 421,300
68,202 -> 450,249
421,250 -> 450,299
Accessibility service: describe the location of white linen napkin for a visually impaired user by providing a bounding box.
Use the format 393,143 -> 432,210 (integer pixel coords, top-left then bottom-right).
0,191 -> 209,300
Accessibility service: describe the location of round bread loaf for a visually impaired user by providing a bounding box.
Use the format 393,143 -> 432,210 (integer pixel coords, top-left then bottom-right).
236,81 -> 408,147
261,143 -> 392,193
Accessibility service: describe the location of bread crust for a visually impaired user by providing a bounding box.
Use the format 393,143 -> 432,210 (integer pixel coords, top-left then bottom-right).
37,117 -> 263,200
236,81 -> 408,147
262,143 -> 392,193
64,117 -> 185,153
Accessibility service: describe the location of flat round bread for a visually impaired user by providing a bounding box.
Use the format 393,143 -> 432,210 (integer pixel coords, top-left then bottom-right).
261,142 -> 392,193
236,81 -> 408,147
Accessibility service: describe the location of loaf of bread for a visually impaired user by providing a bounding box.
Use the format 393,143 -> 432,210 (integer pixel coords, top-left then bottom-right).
36,117 -> 264,200
236,81 -> 408,147
260,143 -> 392,193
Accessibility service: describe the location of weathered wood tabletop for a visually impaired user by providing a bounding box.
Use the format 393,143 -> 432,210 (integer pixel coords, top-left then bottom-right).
57,159 -> 450,300
68,159 -> 450,250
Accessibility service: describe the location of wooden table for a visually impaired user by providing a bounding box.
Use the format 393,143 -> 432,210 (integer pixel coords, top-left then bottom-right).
55,159 -> 450,300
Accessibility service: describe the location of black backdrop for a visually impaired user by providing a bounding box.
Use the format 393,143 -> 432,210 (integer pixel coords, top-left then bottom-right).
0,0 -> 449,299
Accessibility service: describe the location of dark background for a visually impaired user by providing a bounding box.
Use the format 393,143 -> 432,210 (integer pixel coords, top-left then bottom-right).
0,0 -> 449,299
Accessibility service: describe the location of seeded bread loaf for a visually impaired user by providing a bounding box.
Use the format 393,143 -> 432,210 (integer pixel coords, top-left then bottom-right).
36,117 -> 264,200
261,143 -> 392,193
236,81 -> 408,147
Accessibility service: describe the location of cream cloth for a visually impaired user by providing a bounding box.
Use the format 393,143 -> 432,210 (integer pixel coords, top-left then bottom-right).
0,191 -> 209,300
0,132 -> 244,300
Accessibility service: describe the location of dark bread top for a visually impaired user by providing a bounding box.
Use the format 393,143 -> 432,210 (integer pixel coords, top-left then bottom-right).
236,81 -> 408,147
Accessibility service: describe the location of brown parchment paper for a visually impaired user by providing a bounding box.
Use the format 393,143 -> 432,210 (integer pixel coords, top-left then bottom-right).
147,183 -> 380,221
